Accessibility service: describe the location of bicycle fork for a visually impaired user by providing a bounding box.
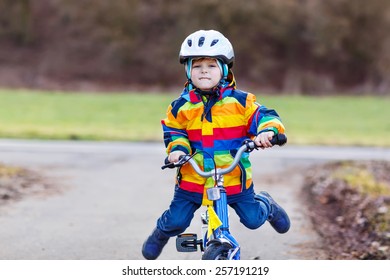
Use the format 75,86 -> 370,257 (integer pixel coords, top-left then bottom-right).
211,187 -> 241,260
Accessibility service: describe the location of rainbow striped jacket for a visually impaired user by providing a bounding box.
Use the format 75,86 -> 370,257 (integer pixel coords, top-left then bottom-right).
162,79 -> 285,205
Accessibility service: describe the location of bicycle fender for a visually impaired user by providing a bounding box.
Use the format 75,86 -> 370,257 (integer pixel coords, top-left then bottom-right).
206,237 -> 232,247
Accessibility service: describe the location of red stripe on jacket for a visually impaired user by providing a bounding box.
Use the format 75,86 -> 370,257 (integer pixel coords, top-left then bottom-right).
187,126 -> 247,142
180,180 -> 242,195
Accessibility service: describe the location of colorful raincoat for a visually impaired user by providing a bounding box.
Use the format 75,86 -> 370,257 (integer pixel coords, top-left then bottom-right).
162,74 -> 285,205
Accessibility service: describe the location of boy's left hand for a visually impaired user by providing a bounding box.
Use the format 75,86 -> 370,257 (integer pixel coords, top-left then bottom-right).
254,131 -> 275,149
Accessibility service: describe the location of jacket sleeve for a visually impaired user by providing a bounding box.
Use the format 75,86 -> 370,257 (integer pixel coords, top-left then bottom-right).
246,93 -> 285,136
161,99 -> 192,155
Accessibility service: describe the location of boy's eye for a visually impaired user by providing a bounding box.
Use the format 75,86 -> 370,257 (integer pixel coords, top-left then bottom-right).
192,62 -> 217,68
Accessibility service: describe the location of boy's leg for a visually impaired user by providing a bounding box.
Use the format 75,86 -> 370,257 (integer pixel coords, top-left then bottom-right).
254,191 -> 290,233
230,190 -> 290,234
229,193 -> 268,230
142,190 -> 201,260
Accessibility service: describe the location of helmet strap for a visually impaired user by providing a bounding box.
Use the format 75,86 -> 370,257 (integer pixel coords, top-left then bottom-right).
185,59 -> 192,80
216,59 -> 229,80
195,85 -> 221,98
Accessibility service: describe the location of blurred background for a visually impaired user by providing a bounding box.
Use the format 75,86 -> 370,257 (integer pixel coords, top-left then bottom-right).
1,0 -> 390,94
0,0 -> 389,261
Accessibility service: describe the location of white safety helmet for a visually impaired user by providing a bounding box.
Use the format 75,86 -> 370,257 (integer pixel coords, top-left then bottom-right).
179,30 -> 234,67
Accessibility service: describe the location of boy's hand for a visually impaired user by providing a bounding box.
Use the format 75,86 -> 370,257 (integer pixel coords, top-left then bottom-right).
254,131 -> 275,149
168,150 -> 186,163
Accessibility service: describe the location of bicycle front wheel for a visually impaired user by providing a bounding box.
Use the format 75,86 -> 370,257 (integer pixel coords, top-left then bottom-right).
202,243 -> 232,260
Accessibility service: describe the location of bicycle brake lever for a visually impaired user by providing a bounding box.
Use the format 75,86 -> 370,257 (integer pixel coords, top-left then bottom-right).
243,139 -> 257,152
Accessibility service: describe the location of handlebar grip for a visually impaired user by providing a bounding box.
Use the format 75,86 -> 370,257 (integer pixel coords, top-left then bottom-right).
270,133 -> 287,146
161,155 -> 188,170
161,157 -> 175,170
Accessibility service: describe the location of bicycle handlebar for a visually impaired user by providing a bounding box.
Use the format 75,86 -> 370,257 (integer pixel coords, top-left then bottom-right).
161,134 -> 287,177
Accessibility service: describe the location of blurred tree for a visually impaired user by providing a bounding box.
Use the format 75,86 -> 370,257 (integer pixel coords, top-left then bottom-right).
0,0 -> 389,93
307,0 -> 390,93
0,0 -> 32,44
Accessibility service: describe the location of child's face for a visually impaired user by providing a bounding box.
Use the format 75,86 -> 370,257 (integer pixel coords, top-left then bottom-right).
191,58 -> 222,90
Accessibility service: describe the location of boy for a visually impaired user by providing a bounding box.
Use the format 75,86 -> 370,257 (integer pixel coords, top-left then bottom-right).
142,30 -> 290,260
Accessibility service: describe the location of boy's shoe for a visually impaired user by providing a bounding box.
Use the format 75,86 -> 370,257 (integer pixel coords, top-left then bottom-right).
255,191 -> 290,234
142,228 -> 169,260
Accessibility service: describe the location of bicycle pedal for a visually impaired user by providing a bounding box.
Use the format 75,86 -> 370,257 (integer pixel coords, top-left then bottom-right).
176,233 -> 202,252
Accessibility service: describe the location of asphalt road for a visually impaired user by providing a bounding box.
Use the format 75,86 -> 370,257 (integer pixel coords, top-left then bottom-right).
0,139 -> 389,260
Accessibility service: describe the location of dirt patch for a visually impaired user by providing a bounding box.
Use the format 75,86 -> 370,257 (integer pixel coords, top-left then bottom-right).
303,160 -> 390,259
0,163 -> 54,206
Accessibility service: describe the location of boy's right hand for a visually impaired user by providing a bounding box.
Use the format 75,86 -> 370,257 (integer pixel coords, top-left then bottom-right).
168,151 -> 186,163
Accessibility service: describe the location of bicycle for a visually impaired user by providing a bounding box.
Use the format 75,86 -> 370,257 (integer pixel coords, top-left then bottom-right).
161,134 -> 287,260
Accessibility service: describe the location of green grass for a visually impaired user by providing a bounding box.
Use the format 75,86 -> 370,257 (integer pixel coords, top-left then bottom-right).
0,89 -> 173,141
260,95 -> 390,146
0,89 -> 389,146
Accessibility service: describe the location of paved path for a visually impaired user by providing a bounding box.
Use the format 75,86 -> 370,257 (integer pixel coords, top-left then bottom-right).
0,139 -> 389,259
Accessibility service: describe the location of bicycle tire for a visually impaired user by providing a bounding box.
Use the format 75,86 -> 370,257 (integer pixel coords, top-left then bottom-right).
201,243 -> 232,260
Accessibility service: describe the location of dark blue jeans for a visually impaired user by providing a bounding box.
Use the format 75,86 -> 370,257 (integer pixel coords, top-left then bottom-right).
156,185 -> 269,237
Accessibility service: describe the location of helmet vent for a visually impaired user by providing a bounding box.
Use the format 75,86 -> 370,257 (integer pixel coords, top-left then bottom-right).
187,39 -> 192,47
198,36 -> 205,47
210,39 -> 219,46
